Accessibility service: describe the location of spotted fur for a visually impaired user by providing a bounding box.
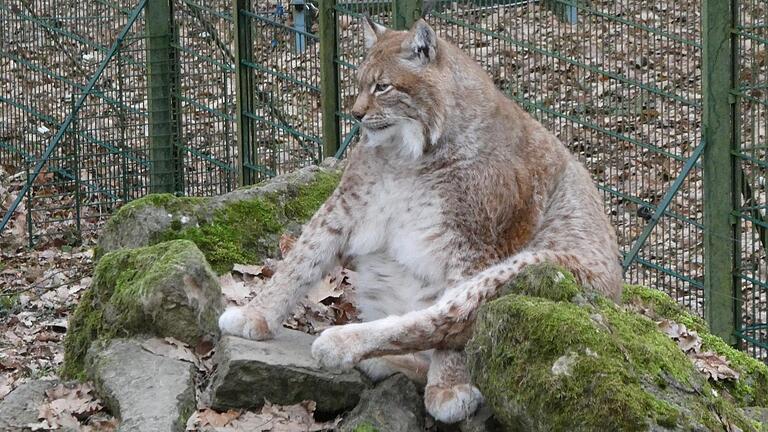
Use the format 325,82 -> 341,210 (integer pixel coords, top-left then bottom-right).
219,17 -> 622,423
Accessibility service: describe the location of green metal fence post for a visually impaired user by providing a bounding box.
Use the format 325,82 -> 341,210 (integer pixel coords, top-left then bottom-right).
702,0 -> 738,345
394,0 -> 422,30
319,0 -> 340,158
146,0 -> 182,193
234,0 -> 255,186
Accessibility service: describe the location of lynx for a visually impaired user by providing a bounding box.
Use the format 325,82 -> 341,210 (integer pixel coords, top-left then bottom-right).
219,17 -> 622,423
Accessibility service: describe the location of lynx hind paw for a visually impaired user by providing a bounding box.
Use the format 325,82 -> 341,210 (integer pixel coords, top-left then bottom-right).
425,383 -> 483,424
218,306 -> 274,340
311,326 -> 359,370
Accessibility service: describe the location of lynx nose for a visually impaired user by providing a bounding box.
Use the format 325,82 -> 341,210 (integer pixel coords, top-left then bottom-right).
351,110 -> 365,122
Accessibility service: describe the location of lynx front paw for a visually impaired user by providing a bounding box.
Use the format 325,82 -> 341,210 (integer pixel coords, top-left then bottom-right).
218,306 -> 274,341
311,326 -> 361,370
425,383 -> 483,424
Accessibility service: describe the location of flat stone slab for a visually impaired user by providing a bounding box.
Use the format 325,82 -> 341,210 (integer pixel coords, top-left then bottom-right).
0,379 -> 59,431
339,374 -> 424,432
86,339 -> 196,432
208,331 -> 369,414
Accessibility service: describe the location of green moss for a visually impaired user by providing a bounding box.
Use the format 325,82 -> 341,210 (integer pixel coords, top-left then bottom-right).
624,285 -> 768,407
0,293 -> 19,313
283,171 -> 341,222
161,199 -> 283,273
63,240 -> 213,379
106,170 -> 343,274
501,264 -> 582,302
468,265 -> 757,431
62,288 -> 103,380
106,194 -> 205,239
622,285 -> 707,332
468,294 -> 691,430
350,423 -> 379,432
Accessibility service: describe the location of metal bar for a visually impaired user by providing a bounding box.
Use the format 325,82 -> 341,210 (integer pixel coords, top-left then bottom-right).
147,0 -> 183,193
243,10 -> 320,39
394,0 -> 422,30
622,139 -> 706,271
241,59 -> 320,92
431,11 -> 702,108
702,0 -> 738,344
335,123 -> 360,159
234,0 -> 256,185
627,255 -> 705,289
319,0 -> 340,158
0,0 -> 148,235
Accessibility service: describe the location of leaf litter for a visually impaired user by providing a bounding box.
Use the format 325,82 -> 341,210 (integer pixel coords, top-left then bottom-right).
657,319 -> 739,381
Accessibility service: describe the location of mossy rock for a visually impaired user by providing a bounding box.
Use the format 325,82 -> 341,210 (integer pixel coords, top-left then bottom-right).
467,264 -> 767,431
63,239 -> 223,379
96,163 -> 343,273
623,285 -> 768,408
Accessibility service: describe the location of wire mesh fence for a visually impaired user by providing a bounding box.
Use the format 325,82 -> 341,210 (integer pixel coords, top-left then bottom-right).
1,0 -> 767,356
733,0 -> 768,357
327,0 -> 706,314
0,0 -> 151,246
174,0 -> 237,195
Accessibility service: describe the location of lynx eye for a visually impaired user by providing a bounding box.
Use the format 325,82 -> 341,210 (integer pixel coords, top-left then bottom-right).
373,83 -> 392,94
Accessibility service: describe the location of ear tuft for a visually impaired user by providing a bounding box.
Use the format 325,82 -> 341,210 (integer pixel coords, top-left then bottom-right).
362,15 -> 388,50
403,19 -> 437,64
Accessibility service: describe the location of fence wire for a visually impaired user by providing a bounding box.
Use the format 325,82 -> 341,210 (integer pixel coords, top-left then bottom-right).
734,0 -> 768,357
1,0 -> 767,357
0,0 -> 151,247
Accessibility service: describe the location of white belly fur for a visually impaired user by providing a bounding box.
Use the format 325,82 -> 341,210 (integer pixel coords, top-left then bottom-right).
353,253 -> 445,320
345,176 -> 449,321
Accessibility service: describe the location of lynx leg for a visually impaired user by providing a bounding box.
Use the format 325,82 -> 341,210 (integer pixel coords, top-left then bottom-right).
312,249 -> 615,367
424,350 -> 483,424
219,190 -> 351,340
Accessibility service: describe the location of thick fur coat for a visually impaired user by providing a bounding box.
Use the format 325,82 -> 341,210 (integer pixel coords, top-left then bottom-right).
219,18 -> 622,423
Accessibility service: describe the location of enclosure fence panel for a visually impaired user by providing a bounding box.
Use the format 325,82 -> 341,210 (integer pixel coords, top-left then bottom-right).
174,0 -> 237,196
1,0 -> 768,356
0,0 -> 152,247
733,0 -> 768,357
343,0 -> 705,312
235,0 -> 323,185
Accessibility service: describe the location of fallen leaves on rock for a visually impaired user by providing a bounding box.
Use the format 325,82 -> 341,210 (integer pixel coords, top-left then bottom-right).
221,252 -> 359,335
657,319 -> 740,381
26,382 -> 117,431
690,352 -> 740,382
141,337 -> 208,372
186,401 -> 338,432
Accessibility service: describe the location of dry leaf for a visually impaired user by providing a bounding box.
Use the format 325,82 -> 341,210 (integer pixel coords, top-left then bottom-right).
657,319 -> 702,353
219,273 -> 253,305
186,408 -> 241,430
141,337 -> 202,370
691,352 -> 740,381
306,266 -> 346,304
232,263 -> 267,277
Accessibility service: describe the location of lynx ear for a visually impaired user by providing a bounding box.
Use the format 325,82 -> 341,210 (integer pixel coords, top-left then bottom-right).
362,15 -> 387,50
402,19 -> 437,64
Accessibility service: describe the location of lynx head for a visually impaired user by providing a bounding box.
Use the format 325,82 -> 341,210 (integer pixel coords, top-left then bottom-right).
351,17 -> 447,160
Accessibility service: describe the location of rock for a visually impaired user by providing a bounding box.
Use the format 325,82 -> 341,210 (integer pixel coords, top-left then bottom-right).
458,406 -> 502,432
96,163 -> 343,273
86,339 -> 196,432
0,380 -> 59,431
339,374 -> 424,432
467,264 -> 767,431
63,239 -> 222,378
208,332 -> 369,414
623,284 -> 768,408
743,406 -> 768,424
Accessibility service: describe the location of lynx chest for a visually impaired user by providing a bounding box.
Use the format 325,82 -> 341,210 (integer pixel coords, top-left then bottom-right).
345,176 -> 451,284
